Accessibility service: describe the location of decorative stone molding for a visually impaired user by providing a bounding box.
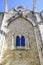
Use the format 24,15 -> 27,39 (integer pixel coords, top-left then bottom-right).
0,30 -> 6,36
15,6 -> 27,12
34,25 -> 43,65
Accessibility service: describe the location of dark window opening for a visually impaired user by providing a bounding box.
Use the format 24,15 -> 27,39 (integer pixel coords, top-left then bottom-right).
16,36 -> 20,46
21,36 -> 25,46
16,36 -> 25,47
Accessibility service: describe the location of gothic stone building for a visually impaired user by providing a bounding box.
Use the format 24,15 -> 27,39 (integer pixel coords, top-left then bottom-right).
0,6 -> 43,65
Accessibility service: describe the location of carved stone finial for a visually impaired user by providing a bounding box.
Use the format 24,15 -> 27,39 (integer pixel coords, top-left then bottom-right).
4,0 -> 8,12
33,0 -> 36,12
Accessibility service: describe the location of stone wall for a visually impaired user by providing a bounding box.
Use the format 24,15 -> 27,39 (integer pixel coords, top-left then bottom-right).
1,18 -> 40,65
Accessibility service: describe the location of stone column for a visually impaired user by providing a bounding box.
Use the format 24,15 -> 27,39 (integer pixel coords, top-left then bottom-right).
11,33 -> 15,50
4,0 -> 8,12
0,34 -> 5,63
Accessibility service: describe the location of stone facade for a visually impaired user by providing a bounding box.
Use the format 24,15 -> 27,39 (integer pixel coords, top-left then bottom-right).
0,6 -> 43,65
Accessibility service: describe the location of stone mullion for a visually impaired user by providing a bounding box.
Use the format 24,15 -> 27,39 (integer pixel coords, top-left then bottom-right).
11,33 -> 15,50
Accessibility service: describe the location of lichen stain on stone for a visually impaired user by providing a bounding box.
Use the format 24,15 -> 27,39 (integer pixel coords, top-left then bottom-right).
1,35 -> 40,65
1,48 -> 40,65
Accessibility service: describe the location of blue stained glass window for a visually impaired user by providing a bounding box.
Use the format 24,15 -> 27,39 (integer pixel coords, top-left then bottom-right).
21,36 -> 25,46
16,36 -> 20,46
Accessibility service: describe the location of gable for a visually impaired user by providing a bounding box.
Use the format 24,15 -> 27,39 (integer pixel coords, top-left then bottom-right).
8,17 -> 34,34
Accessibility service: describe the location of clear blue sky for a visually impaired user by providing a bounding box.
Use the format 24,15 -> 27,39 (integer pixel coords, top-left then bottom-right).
0,0 -> 43,12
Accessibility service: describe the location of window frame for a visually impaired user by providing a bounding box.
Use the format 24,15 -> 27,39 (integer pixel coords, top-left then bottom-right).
12,33 -> 30,50
16,36 -> 20,46
21,36 -> 25,47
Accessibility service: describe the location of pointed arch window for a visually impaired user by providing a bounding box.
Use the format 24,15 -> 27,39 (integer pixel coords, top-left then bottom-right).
16,36 -> 25,47
12,33 -> 30,50
21,36 -> 25,46
16,36 -> 20,46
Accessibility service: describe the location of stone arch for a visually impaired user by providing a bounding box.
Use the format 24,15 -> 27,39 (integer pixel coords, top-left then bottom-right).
5,15 -> 36,27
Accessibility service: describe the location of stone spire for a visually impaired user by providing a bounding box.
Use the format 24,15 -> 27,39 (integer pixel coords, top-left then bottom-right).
33,0 -> 36,12
4,0 -> 8,12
